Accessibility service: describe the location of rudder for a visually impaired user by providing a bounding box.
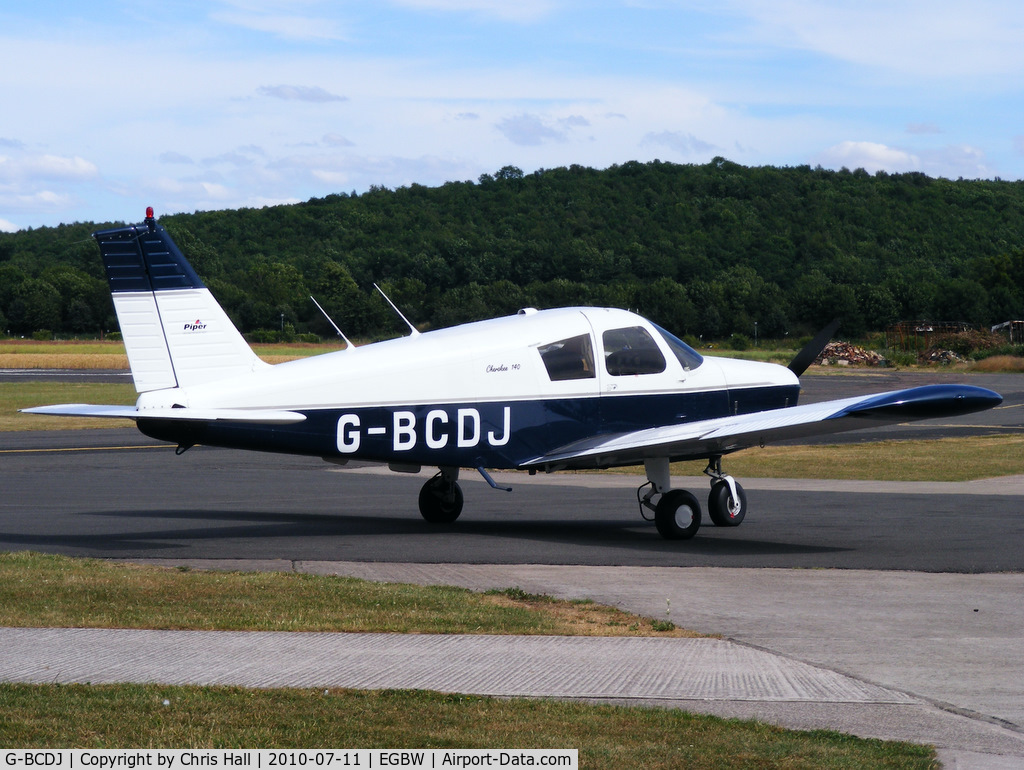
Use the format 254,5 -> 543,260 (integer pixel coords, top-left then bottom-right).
95,208 -> 267,392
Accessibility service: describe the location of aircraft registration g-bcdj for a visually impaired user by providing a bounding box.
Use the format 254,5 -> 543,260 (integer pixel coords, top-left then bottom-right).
26,209 -> 1003,540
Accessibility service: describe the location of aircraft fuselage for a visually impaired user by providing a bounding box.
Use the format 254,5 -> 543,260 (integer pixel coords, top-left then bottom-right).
134,306 -> 801,470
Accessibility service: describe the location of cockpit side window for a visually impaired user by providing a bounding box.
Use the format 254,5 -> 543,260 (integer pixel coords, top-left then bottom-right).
538,334 -> 596,381
602,326 -> 667,376
651,323 -> 704,371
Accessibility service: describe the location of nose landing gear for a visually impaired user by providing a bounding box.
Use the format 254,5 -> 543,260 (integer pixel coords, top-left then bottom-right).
705,456 -> 747,527
639,455 -> 748,539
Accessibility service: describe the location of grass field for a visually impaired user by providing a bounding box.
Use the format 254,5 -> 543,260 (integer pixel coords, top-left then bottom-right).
0,339 -> 343,369
0,553 -> 935,765
0,381 -> 136,430
663,433 -> 1024,482
0,683 -> 933,765
0,684 -> 934,767
0,552 -> 693,637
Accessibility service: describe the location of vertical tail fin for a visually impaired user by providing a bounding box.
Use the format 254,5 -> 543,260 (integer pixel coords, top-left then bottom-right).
95,208 -> 267,392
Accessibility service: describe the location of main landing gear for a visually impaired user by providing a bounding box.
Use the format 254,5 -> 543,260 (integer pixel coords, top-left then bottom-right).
639,456 -> 748,540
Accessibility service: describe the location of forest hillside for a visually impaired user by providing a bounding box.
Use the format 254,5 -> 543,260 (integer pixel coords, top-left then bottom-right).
2,158 -> 1023,342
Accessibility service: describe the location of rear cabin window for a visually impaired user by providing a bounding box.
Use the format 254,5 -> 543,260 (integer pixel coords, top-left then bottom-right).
538,334 -> 596,381
603,326 -> 667,376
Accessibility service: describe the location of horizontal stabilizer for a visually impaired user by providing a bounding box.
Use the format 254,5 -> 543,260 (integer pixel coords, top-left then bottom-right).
21,404 -> 306,425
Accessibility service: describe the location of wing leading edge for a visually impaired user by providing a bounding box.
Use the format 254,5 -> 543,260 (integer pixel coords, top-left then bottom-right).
521,384 -> 1003,470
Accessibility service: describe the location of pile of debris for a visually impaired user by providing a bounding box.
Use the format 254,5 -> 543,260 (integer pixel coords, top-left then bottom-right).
815,341 -> 885,367
925,348 -> 964,365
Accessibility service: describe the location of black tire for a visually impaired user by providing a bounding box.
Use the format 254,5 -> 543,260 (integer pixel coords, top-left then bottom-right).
418,476 -> 464,523
708,480 -> 747,527
654,489 -> 701,540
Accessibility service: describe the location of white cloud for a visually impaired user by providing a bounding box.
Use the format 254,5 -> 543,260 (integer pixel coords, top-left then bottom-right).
561,115 -> 590,128
277,151 -> 481,192
0,154 -> 99,182
728,0 -> 1024,79
814,139 -> 996,179
159,152 -> 195,165
918,145 -> 993,180
258,85 -> 348,103
814,141 -> 920,174
642,131 -> 718,156
203,152 -> 256,168
0,217 -> 19,232
210,1 -> 348,41
323,134 -> 355,147
495,114 -> 567,146
0,187 -> 71,215
387,0 -> 557,23
201,182 -> 233,200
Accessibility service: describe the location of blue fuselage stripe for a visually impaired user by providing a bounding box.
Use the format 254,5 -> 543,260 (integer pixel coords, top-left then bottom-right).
137,385 -> 801,468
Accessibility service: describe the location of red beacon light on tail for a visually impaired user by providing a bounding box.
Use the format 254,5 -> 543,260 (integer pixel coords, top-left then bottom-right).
145,206 -> 155,219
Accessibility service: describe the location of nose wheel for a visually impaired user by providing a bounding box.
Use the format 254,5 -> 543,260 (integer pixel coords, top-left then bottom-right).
705,457 -> 747,527
708,479 -> 746,526
640,456 -> 748,540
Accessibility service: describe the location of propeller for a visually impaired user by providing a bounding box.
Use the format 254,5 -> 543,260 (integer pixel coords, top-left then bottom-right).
787,318 -> 841,377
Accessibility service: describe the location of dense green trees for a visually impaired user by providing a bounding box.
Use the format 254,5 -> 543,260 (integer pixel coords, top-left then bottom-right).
2,159 -> 1024,340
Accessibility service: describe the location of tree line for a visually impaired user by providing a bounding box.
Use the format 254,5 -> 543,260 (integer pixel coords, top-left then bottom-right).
2,158 -> 1024,342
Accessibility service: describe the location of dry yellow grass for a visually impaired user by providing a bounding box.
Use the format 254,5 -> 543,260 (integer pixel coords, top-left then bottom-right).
0,553 -> 698,637
971,355 -> 1024,373
662,434 -> 1024,481
0,340 -> 130,369
0,340 -> 338,369
0,353 -> 130,369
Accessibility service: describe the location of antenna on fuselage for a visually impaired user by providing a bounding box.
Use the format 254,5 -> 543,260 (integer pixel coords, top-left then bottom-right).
373,283 -> 420,337
309,295 -> 354,349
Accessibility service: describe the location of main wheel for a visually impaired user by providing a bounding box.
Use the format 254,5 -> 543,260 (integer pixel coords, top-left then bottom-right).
654,489 -> 701,540
418,476 -> 464,523
708,480 -> 747,527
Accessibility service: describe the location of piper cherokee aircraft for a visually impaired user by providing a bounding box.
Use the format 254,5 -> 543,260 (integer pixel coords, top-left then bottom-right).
26,209 -> 1003,540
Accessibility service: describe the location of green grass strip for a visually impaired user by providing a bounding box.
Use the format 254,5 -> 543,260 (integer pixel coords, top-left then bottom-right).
0,684 -> 935,768
668,433 -> 1024,482
0,382 -> 136,431
0,552 -> 695,637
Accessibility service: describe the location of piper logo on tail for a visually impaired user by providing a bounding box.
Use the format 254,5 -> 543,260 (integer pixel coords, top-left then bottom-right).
183,319 -> 207,332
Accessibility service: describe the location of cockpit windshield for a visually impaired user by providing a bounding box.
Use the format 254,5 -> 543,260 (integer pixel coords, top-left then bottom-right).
651,323 -> 704,371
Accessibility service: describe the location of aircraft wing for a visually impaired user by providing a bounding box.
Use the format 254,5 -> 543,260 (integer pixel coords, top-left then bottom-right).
21,404 -> 307,424
521,384 -> 1002,470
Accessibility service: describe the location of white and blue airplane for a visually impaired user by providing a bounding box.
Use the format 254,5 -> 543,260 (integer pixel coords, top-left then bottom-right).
26,209 -> 1003,540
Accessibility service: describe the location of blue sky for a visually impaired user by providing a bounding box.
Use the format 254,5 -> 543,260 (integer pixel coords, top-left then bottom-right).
2,0 -> 1023,231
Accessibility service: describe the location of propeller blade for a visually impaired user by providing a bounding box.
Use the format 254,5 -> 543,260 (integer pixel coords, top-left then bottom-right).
788,318 -> 841,377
